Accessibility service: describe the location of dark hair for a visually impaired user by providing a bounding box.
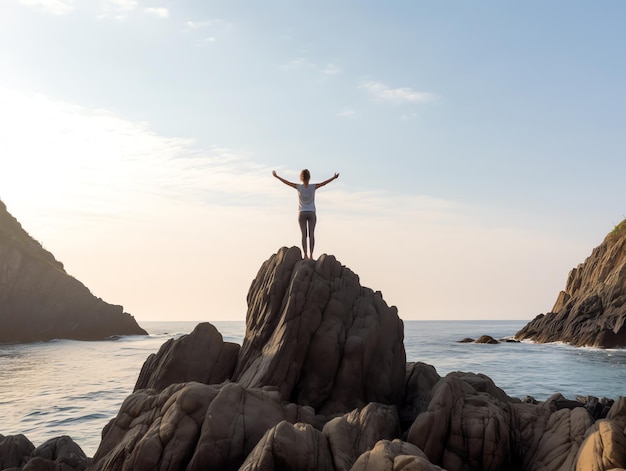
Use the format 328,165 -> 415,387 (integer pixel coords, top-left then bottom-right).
300,169 -> 311,182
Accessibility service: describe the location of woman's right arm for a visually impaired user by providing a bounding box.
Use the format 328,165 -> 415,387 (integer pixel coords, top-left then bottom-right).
272,170 -> 297,188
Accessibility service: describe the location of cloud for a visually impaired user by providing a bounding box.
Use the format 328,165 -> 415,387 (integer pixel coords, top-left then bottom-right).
18,0 -> 74,15
360,81 -> 437,104
184,20 -> 214,30
106,0 -> 137,11
144,7 -> 169,19
98,0 -> 138,20
282,57 -> 316,70
338,109 -> 356,118
196,37 -> 216,47
323,63 -> 341,76
183,18 -> 231,44
0,87 -> 282,223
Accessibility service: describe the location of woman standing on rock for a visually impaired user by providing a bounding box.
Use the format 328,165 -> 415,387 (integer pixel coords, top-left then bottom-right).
272,169 -> 339,259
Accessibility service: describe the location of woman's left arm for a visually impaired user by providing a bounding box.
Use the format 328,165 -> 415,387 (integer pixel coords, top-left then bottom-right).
316,173 -> 340,189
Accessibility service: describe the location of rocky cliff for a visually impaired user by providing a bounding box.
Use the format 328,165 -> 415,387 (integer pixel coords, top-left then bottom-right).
0,200 -> 146,342
516,220 -> 626,347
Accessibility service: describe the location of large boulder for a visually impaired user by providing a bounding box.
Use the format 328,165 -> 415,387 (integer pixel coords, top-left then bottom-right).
350,439 -> 445,471
323,403 -> 401,471
0,433 -> 35,469
406,371 -> 605,471
89,382 -> 315,471
0,200 -> 146,342
134,322 -> 240,392
239,421 -> 335,471
516,220 -> 626,347
240,403 -> 402,471
400,362 -> 441,433
407,373 -> 519,471
0,434 -> 88,471
234,246 -> 406,415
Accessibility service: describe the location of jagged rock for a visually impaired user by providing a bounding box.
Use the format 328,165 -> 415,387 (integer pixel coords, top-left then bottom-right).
407,373 -> 518,471
0,200 -> 146,342
575,419 -> 626,471
516,220 -> 626,347
519,398 -> 593,471
0,433 -> 35,469
607,396 -> 626,426
239,421 -> 335,471
576,396 -> 614,420
350,439 -> 445,471
323,403 -> 400,471
234,246 -> 406,415
23,435 -> 89,471
475,335 -> 499,344
240,404 -> 409,471
89,381 -> 315,471
406,373 -> 600,471
134,322 -> 240,392
400,362 -> 441,432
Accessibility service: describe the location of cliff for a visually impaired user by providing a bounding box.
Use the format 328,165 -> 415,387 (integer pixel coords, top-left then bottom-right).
0,200 -> 147,342
516,220 -> 626,347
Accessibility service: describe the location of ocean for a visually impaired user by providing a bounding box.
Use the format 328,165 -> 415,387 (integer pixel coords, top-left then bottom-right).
1,320 -> 625,457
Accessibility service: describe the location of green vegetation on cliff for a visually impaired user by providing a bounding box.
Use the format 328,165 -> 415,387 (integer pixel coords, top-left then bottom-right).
611,218 -> 626,237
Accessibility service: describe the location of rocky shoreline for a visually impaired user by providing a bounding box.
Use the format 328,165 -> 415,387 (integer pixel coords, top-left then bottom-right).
2,247 -> 626,471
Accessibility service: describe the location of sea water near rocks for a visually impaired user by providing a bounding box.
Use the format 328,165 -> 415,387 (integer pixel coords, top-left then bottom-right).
1,320 -> 625,456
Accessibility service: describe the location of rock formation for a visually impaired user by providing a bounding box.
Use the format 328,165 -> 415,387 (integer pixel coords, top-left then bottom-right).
516,220 -> 626,347
233,247 -> 406,415
0,200 -> 146,342
134,322 -> 240,392
83,247 -> 626,471
0,434 -> 89,470
5,246 -> 626,471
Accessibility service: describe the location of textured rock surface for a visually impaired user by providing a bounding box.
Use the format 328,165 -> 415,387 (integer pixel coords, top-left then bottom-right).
401,362 -> 441,432
350,439 -> 445,471
0,200 -> 146,342
516,221 -> 626,347
89,382 -> 315,471
234,246 -> 406,415
0,434 -> 88,471
407,373 -> 519,471
8,246 -> 626,471
0,433 -> 35,469
239,421 -> 335,471
323,403 -> 400,471
134,322 -> 240,392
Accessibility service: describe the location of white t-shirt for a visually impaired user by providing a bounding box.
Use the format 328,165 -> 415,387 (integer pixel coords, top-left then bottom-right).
297,184 -> 316,212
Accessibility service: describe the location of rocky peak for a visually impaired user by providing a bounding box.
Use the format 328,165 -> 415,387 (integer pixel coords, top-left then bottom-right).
234,246 -> 407,415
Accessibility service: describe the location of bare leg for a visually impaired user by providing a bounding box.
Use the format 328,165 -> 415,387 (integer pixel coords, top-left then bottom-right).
308,212 -> 317,259
298,212 -> 309,258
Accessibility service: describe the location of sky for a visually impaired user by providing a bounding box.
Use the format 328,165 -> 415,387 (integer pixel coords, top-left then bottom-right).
0,1 -> 625,323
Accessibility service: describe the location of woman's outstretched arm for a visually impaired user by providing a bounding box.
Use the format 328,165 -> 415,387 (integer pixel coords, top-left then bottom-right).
315,173 -> 339,189
272,170 -> 297,188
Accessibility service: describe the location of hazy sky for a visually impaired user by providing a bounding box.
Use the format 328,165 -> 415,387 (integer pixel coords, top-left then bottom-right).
1,1 -> 625,322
